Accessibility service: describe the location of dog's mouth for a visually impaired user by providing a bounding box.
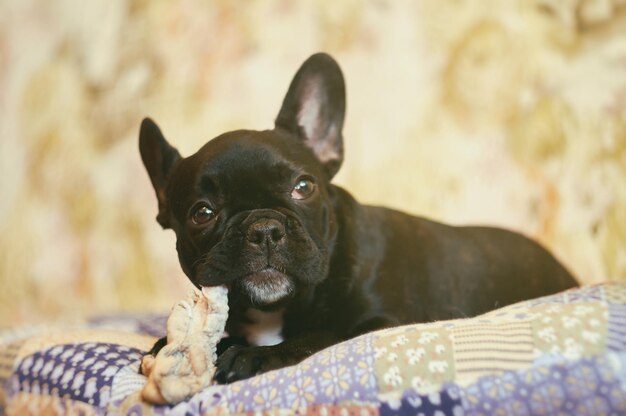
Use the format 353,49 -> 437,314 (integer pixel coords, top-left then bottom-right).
238,267 -> 295,306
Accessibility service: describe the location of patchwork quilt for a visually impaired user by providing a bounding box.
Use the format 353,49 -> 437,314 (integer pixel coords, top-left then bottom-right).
1,283 -> 626,415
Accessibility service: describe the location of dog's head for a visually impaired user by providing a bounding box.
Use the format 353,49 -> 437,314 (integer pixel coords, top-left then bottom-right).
139,53 -> 345,308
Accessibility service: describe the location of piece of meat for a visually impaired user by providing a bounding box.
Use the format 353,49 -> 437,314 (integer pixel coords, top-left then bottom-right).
140,286 -> 229,404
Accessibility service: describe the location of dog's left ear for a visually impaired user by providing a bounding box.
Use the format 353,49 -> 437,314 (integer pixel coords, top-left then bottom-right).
275,53 -> 346,178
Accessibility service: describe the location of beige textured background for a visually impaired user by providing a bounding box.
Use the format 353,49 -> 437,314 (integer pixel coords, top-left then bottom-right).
1,0 -> 625,327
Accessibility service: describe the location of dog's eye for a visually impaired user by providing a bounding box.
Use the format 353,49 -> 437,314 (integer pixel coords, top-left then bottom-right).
191,205 -> 215,225
291,177 -> 316,200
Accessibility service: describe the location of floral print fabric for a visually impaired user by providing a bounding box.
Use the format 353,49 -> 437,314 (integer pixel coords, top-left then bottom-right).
1,283 -> 625,415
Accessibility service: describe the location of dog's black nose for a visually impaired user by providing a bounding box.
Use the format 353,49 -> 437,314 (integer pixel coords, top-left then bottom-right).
246,219 -> 286,245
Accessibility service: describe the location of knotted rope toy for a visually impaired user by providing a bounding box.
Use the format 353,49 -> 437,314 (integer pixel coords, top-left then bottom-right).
140,286 -> 229,404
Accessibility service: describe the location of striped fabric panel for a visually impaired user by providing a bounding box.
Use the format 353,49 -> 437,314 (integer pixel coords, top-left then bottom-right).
452,321 -> 533,381
607,304 -> 626,351
110,364 -> 146,403
0,341 -> 25,407
0,341 -> 22,379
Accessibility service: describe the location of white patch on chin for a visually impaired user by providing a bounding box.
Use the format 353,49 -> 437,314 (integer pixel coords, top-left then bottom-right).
241,274 -> 294,305
242,308 -> 284,346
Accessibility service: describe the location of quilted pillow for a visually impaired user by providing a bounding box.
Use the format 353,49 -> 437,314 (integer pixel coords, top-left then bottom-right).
1,283 -> 625,415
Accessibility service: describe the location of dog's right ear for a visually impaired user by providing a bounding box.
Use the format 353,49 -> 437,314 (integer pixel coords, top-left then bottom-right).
139,118 -> 181,228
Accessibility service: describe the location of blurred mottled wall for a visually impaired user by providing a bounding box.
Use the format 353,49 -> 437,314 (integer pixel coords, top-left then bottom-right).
1,0 -> 625,327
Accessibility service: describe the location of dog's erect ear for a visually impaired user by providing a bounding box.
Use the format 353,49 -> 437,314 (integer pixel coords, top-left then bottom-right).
139,118 -> 181,228
275,53 -> 346,178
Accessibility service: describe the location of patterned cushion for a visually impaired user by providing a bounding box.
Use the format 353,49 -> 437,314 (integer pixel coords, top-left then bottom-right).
1,283 -> 626,415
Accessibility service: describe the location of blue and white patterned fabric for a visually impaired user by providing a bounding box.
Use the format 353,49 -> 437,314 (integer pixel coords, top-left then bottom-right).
1,283 -> 625,415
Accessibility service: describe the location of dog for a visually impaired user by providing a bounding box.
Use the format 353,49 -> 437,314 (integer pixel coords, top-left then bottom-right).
139,53 -> 578,384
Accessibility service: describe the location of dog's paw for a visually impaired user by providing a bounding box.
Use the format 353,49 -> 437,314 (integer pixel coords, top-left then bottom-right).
148,336 -> 168,356
214,345 -> 284,384
138,336 -> 167,375
216,336 -> 249,356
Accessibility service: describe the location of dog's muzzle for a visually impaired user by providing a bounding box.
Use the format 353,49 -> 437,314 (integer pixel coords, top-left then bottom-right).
238,210 -> 294,305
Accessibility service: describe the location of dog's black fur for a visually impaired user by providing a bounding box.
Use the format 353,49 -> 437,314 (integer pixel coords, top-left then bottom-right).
139,53 -> 578,383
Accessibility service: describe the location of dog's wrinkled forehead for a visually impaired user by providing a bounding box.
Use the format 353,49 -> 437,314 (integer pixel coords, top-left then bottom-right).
195,130 -> 324,185
168,129 -> 323,212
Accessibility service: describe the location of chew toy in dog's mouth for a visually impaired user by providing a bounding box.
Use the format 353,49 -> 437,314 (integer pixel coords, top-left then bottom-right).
141,285 -> 229,405
240,268 -> 294,305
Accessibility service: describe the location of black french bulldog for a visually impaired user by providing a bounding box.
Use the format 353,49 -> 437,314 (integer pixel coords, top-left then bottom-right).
139,53 -> 577,384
